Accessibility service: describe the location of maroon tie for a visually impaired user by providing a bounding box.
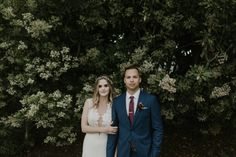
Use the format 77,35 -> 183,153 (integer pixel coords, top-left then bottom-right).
129,96 -> 134,125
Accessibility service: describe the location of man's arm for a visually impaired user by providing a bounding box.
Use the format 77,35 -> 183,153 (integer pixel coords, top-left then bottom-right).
150,95 -> 163,157
107,100 -> 119,157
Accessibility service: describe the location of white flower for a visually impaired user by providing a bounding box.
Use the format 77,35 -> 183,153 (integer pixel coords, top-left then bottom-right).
0,42 -> 12,49
50,50 -> 60,58
17,41 -> 28,50
1,7 -> 16,19
159,74 -> 176,93
26,104 -> 39,118
27,78 -> 34,84
162,109 -> 174,120
83,84 -> 93,93
141,60 -> 154,73
210,83 -> 231,98
22,13 -> 34,21
26,19 -> 52,38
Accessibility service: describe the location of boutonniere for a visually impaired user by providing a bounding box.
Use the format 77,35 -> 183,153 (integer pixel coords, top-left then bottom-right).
137,102 -> 147,111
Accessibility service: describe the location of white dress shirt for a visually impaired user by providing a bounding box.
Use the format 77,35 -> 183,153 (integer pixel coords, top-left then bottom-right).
126,89 -> 141,115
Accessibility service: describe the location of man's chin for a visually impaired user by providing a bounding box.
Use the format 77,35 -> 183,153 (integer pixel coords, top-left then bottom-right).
127,87 -> 139,91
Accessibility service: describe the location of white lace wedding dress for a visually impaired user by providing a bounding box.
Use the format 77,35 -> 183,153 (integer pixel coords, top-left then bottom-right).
82,99 -> 111,157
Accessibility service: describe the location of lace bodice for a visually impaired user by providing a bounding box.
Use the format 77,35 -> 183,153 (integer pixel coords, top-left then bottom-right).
86,99 -> 111,127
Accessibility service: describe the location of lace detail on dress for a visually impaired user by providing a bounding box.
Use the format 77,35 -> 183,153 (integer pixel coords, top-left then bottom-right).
87,99 -> 111,127
82,98 -> 111,157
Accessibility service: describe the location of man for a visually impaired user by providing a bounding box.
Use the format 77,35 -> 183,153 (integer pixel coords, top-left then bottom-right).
107,65 -> 163,157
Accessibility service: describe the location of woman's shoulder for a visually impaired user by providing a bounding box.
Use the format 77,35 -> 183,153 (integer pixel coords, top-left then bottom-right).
85,98 -> 93,102
84,98 -> 94,108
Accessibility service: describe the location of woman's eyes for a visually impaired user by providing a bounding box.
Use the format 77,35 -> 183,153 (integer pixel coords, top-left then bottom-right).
98,84 -> 108,88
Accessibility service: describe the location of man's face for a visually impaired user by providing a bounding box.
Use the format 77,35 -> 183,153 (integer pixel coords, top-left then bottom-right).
124,68 -> 141,92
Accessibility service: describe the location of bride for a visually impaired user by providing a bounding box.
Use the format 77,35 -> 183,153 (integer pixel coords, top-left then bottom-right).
81,75 -> 118,157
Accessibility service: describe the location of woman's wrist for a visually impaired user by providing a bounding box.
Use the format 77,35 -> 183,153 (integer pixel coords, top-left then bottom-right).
100,126 -> 107,133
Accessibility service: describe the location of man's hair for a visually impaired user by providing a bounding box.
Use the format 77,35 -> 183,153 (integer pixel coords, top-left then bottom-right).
123,64 -> 141,78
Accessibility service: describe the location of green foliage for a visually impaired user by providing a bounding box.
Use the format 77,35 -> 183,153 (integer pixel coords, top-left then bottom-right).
0,0 -> 236,155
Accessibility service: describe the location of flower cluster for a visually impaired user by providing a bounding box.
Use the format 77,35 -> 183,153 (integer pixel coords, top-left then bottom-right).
210,83 -> 231,98
147,74 -> 158,85
159,74 -> 176,93
24,47 -> 78,80
26,104 -> 39,118
1,7 -> 16,20
44,127 -> 77,146
217,53 -> 228,64
79,48 -> 100,65
22,13 -> 34,22
1,115 -> 21,128
162,109 -> 174,120
131,46 -> 146,62
197,113 -> 208,122
0,41 -> 12,49
83,84 -> 93,93
194,95 -> 205,103
26,19 -> 52,38
141,60 -> 154,73
17,41 -> 28,50
177,104 -> 189,113
7,73 -> 34,90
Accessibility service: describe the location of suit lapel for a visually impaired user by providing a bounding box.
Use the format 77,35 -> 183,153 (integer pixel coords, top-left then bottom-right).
133,90 -> 145,126
119,93 -> 131,126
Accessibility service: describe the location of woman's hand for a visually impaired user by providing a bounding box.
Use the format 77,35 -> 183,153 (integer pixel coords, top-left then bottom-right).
105,122 -> 118,134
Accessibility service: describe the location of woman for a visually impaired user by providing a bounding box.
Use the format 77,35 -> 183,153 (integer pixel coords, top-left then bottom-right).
81,75 -> 118,157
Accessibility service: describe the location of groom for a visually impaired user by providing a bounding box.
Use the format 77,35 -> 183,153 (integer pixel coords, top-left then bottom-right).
107,65 -> 163,157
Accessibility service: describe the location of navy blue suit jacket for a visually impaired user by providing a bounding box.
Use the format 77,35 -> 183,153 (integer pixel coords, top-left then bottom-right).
107,90 -> 163,157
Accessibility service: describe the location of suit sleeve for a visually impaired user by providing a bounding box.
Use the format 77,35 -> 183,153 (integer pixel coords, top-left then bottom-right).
107,100 -> 119,157
150,95 -> 163,157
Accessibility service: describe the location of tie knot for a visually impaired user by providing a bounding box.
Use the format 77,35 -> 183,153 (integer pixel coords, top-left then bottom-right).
130,96 -> 134,100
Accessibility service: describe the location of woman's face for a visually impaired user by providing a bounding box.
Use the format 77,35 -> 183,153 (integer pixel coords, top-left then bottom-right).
97,79 -> 110,97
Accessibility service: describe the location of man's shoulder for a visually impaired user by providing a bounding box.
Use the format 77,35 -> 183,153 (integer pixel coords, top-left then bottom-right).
141,90 -> 158,99
113,93 -> 125,101
141,90 -> 154,96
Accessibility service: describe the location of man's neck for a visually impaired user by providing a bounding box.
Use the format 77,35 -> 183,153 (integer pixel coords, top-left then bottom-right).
127,88 -> 140,96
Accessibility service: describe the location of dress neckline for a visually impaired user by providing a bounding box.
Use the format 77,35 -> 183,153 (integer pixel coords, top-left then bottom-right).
94,103 -> 110,117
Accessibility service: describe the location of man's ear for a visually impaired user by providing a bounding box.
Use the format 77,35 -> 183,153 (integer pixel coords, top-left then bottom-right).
139,78 -> 141,83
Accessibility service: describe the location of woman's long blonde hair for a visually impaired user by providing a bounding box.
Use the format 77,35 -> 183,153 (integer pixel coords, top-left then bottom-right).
92,75 -> 114,107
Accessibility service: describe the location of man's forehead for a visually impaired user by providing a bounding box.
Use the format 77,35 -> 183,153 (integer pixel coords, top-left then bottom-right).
125,70 -> 139,76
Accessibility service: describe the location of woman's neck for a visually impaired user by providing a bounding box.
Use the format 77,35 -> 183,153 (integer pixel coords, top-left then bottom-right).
99,96 -> 109,106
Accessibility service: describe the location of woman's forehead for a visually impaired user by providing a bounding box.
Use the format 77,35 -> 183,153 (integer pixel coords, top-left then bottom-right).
98,79 -> 108,84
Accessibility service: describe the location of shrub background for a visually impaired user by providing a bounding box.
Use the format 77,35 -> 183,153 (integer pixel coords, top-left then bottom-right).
0,0 -> 235,156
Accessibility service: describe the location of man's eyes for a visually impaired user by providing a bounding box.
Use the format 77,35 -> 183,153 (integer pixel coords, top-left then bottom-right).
126,76 -> 138,79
